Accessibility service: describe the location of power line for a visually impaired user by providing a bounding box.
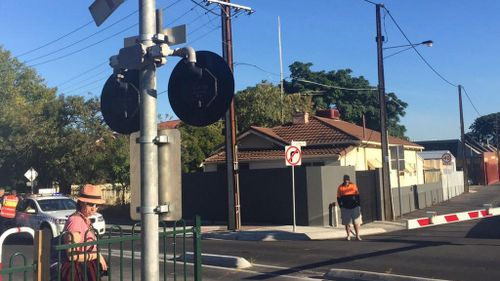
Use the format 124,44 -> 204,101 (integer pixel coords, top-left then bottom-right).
383,7 -> 458,88
24,10 -> 138,64
57,61 -> 108,87
191,0 -> 220,16
461,86 -> 481,117
29,23 -> 136,67
63,76 -> 108,95
296,78 -> 377,91
16,21 -> 94,58
61,68 -> 109,93
234,62 -> 280,76
360,0 -> 379,5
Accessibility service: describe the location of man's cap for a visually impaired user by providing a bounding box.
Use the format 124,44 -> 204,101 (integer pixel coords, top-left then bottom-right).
343,174 -> 350,180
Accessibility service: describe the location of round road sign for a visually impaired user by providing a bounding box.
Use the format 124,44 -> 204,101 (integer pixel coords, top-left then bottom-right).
441,152 -> 452,164
285,145 -> 302,166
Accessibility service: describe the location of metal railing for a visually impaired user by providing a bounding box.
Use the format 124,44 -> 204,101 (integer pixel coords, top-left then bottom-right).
0,216 -> 202,281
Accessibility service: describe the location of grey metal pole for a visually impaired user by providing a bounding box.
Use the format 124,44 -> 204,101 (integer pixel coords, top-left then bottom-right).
376,4 -> 393,220
139,0 -> 159,280
458,85 -> 469,192
292,165 -> 296,232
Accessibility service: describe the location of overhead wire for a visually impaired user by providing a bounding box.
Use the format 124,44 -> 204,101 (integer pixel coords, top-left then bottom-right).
63,76 -> 109,95
296,79 -> 377,92
383,7 -> 457,88
460,86 -> 481,117
24,10 -> 138,64
61,68 -> 110,93
52,1 -> 192,91
383,6 -> 482,116
29,23 -> 137,67
57,61 -> 108,87
15,21 -> 94,58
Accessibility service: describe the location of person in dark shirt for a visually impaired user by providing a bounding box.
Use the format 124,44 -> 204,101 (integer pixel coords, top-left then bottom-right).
337,175 -> 362,241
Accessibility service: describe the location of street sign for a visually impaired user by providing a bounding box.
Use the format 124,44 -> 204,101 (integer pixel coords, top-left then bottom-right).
441,152 -> 452,165
285,145 -> 302,166
89,0 -> 124,27
291,141 -> 307,148
24,168 -> 38,182
124,24 -> 187,48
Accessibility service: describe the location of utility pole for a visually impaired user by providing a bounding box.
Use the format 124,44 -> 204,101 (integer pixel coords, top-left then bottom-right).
139,0 -> 159,280
458,85 -> 469,192
375,3 -> 393,220
221,0 -> 241,231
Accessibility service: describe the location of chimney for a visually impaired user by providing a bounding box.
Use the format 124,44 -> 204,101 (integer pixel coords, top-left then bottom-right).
315,109 -> 340,119
292,112 -> 309,124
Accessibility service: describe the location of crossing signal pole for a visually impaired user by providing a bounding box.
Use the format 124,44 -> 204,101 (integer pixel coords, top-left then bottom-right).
206,0 -> 253,231
93,0 -> 235,279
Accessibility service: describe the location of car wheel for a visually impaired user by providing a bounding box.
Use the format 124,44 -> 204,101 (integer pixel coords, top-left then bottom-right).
41,224 -> 54,240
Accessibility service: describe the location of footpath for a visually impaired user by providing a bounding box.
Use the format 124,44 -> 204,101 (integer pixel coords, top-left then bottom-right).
201,184 -> 500,241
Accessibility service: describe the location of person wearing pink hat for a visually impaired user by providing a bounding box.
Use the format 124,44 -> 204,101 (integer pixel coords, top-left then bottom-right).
60,184 -> 107,281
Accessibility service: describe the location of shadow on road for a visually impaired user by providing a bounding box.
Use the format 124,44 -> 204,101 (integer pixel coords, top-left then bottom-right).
465,215 -> 500,239
243,240 -> 454,280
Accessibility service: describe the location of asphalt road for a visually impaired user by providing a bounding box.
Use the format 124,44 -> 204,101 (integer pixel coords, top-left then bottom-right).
2,215 -> 499,281
201,216 -> 500,281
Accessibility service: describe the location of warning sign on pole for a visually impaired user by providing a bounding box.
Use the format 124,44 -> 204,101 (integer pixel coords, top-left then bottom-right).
285,145 -> 302,166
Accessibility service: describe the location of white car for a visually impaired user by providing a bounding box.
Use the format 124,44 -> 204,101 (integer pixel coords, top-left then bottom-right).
15,194 -> 106,238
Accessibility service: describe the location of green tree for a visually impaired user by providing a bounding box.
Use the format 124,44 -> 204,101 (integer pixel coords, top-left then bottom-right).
0,47 -> 130,194
179,122 -> 225,173
235,81 -> 313,132
284,62 -> 408,138
468,112 -> 500,144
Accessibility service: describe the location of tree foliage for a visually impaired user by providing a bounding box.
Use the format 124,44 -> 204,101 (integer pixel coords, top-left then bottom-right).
0,47 -> 129,194
468,112 -> 500,145
235,82 -> 313,132
284,62 -> 408,138
179,122 -> 225,173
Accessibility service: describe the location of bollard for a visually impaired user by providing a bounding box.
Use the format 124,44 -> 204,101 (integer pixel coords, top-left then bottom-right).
483,204 -> 493,215
426,211 -> 437,224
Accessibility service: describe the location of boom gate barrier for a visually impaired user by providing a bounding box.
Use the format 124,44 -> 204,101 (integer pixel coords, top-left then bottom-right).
0,227 -> 36,281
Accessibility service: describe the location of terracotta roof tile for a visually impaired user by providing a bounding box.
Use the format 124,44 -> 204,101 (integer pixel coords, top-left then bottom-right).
158,120 -> 181,129
315,116 -> 422,147
204,146 -> 352,163
270,118 -> 357,145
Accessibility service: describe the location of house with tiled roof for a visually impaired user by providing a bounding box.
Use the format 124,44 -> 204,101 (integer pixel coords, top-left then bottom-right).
204,109 -> 425,187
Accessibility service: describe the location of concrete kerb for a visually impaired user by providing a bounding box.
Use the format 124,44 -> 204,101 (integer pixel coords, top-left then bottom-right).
324,268 -> 451,281
181,252 -> 252,269
202,221 -> 406,241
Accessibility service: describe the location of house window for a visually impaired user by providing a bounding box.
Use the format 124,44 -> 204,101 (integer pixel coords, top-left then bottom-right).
390,146 -> 405,171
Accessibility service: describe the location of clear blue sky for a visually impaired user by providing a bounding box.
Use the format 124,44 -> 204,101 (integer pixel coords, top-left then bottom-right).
1,0 -> 498,141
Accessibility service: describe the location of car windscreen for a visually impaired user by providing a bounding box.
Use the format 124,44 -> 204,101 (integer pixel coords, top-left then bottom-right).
37,199 -> 77,211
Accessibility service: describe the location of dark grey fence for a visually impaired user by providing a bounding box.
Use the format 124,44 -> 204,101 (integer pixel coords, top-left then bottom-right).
182,167 -> 308,225
182,166 -> 381,226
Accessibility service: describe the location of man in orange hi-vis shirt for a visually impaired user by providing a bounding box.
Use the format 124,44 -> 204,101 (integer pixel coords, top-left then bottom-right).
337,175 -> 362,241
0,189 -> 19,232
